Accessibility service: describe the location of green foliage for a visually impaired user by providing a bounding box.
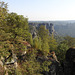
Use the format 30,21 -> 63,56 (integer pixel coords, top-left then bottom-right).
0,30 -> 13,56
0,1 -> 8,27
38,37 -> 42,50
19,49 -> 41,75
33,37 -> 39,49
33,37 -> 42,50
38,25 -> 49,42
38,25 -> 50,55
40,61 -> 52,72
0,11 -> 32,56
49,34 -> 57,50
16,67 -> 22,75
26,33 -> 33,45
41,41 -> 49,55
63,36 -> 75,47
21,61 -> 41,75
56,43 -> 69,62
6,13 -> 30,39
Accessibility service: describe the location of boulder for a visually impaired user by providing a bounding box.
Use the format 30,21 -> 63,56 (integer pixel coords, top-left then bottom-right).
63,47 -> 75,75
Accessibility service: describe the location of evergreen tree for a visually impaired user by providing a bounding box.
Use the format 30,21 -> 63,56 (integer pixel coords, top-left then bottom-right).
0,1 -> 8,28
38,25 -> 50,55
33,37 -> 42,50
49,34 -> 57,50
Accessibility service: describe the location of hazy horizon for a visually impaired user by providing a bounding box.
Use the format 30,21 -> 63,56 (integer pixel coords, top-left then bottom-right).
3,0 -> 75,21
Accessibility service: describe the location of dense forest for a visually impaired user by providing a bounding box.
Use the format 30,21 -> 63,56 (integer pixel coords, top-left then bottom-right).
0,1 -> 75,75
54,23 -> 75,37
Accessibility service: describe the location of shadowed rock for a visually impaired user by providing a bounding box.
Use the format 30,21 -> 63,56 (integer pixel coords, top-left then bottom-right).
63,47 -> 75,75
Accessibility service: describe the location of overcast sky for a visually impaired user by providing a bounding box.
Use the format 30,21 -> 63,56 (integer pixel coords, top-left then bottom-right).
2,0 -> 75,21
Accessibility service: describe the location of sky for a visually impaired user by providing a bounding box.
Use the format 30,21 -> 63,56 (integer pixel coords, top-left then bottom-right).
2,0 -> 75,21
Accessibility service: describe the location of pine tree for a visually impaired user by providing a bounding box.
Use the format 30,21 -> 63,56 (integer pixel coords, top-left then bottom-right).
49,34 -> 57,50
38,25 -> 50,55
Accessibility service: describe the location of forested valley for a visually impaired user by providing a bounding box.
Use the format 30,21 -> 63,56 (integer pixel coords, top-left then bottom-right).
0,1 -> 75,75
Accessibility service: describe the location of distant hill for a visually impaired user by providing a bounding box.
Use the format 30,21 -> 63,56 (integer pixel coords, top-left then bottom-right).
54,23 -> 75,37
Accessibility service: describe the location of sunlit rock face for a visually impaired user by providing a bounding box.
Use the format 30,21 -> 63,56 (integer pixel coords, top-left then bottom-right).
29,22 -> 55,38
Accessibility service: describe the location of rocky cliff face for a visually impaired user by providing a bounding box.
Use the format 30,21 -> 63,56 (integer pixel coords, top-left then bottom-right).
29,22 -> 55,37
